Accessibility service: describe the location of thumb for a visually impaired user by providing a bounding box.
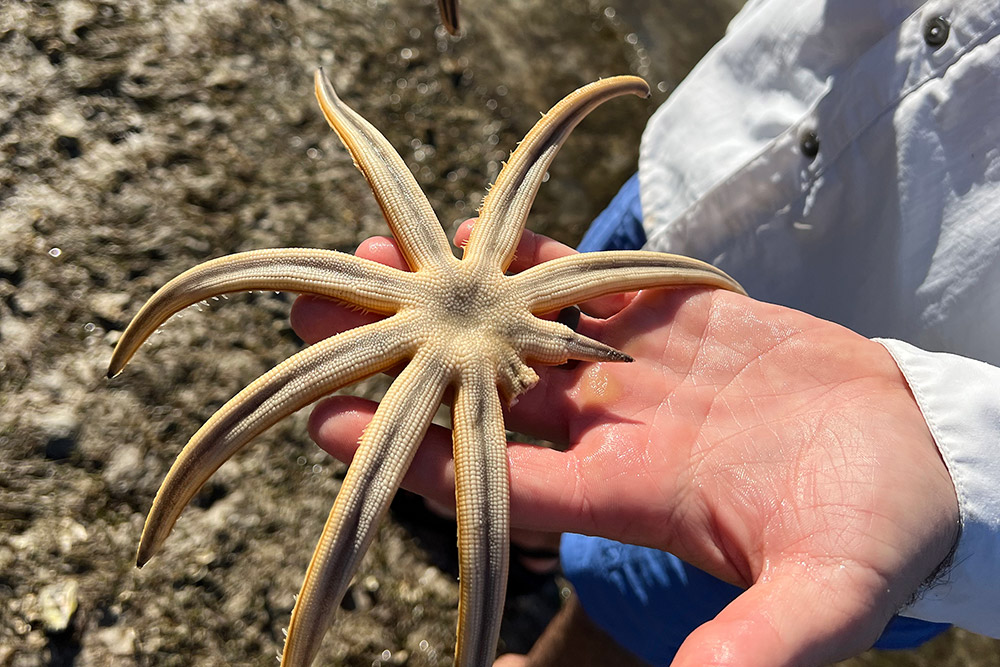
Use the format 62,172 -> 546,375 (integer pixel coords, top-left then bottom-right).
670,566 -> 892,667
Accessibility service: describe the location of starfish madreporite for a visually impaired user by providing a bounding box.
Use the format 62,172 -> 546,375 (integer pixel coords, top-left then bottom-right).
107,70 -> 745,666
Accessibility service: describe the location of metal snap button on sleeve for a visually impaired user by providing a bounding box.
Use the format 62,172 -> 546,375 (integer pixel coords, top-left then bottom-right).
799,129 -> 820,159
924,16 -> 950,48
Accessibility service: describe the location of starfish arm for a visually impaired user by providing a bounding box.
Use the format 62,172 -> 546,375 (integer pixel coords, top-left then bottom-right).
135,317 -> 415,567
281,350 -> 450,667
452,363 -> 510,667
463,76 -> 650,273
314,70 -> 456,272
510,250 -> 746,314
107,249 -> 415,377
437,0 -> 459,34
514,317 -> 633,365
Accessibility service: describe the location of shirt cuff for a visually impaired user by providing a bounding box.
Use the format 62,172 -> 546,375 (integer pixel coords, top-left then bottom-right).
875,338 -> 1000,638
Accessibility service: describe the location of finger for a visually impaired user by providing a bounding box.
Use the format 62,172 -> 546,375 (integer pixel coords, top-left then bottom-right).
310,396 -> 454,505
455,220 -> 634,317
354,235 -> 411,269
455,219 -> 572,273
454,218 -> 475,250
308,396 -> 587,533
290,295 -> 382,344
289,237 -> 409,344
670,566 -> 890,667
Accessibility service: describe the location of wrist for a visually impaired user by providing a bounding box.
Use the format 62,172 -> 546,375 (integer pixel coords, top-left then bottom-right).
872,340 -> 966,614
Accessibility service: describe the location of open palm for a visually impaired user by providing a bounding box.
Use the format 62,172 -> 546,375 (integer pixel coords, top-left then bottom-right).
292,225 -> 958,667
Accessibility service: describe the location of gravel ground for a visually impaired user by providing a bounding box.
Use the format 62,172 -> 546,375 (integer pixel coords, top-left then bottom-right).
1,1 -> 997,666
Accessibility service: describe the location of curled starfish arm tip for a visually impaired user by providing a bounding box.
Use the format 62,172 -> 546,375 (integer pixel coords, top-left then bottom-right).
133,317 -> 413,570
437,0 -> 460,34
108,248 -> 412,376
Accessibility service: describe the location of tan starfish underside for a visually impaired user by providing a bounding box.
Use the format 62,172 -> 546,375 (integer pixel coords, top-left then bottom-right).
108,70 -> 745,666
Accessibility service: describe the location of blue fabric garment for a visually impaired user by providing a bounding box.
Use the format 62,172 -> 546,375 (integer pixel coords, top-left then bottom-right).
562,534 -> 952,665
563,173 -> 951,665
576,172 -> 646,253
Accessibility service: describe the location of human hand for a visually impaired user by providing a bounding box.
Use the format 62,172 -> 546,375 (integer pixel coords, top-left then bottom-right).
290,223 -> 959,667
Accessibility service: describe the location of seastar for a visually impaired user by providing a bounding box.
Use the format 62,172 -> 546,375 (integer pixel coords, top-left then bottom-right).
108,70 -> 744,666
438,0 -> 459,34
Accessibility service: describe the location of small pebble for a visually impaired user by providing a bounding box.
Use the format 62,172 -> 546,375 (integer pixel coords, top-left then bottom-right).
38,580 -> 78,633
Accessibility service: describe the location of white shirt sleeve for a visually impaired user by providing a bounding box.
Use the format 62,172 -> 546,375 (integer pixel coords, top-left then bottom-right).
877,339 -> 1000,637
